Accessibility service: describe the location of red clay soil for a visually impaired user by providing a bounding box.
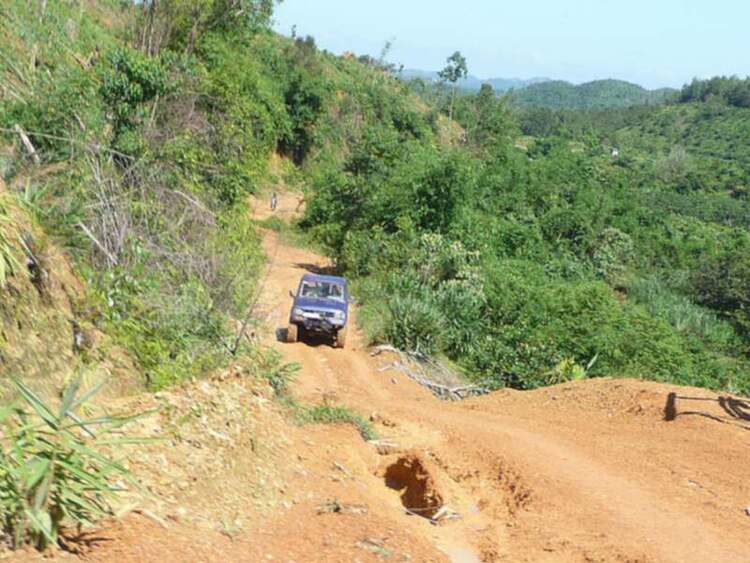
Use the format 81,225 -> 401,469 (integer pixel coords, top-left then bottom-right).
249,216 -> 750,562
18,192 -> 750,562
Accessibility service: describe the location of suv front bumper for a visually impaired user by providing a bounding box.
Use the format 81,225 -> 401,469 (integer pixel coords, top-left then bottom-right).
291,314 -> 345,335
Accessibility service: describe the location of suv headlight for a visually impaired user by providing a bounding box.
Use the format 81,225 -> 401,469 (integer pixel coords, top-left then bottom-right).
292,307 -> 304,320
332,310 -> 345,321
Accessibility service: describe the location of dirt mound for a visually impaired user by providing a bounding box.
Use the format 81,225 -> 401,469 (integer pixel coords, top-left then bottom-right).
57,365 -> 449,563
471,377 -> 704,420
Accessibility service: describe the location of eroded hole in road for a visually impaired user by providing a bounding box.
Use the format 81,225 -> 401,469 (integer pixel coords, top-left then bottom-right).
384,455 -> 443,519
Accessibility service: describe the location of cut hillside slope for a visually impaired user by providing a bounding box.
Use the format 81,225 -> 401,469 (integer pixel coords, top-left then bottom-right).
0,176 -> 139,399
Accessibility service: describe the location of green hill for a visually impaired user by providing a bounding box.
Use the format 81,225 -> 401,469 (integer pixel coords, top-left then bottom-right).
401,69 -> 550,92
509,79 -> 676,109
0,0 -> 747,402
612,101 -> 750,196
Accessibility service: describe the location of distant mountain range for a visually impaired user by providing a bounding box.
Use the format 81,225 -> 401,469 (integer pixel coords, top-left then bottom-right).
400,70 -> 678,109
400,69 -> 551,92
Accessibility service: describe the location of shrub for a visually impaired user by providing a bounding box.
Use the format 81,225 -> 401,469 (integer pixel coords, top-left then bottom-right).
243,348 -> 300,397
629,276 -> 741,352
384,295 -> 444,356
99,47 -> 170,138
692,233 -> 750,340
298,404 -> 377,441
591,227 -> 634,287
0,377 -> 141,551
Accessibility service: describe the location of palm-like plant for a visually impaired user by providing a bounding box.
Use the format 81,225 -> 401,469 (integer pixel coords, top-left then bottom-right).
0,377 -> 143,550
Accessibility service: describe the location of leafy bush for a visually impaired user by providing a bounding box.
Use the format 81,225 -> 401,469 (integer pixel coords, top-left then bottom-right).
591,227 -> 634,287
99,47 -> 170,139
691,234 -> 750,340
0,377 -> 140,550
384,294 -> 444,356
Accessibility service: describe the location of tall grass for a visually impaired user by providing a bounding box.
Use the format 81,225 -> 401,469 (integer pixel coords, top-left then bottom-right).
0,377 -> 142,551
629,276 -> 740,351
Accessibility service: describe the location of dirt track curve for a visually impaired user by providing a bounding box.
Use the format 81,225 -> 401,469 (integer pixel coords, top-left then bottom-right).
249,192 -> 750,562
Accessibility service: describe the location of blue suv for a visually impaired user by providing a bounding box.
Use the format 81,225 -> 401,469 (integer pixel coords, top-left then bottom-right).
287,274 -> 349,348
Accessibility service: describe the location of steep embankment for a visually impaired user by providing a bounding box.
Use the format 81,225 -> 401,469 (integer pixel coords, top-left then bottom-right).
0,175 -> 140,399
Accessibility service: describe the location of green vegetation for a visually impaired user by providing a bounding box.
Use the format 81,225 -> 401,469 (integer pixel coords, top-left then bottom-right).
0,1 -> 748,414
297,404 -> 378,441
246,348 -> 301,397
508,79 -> 675,109
0,377 -> 140,550
438,51 -> 468,121
0,0 -> 296,389
298,62 -> 750,393
679,76 -> 750,108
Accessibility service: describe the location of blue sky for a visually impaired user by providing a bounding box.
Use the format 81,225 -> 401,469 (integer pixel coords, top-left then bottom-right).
273,1 -> 749,89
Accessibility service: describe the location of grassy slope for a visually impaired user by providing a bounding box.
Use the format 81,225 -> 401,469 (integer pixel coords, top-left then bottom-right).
0,1 -> 439,394
0,0 -> 144,397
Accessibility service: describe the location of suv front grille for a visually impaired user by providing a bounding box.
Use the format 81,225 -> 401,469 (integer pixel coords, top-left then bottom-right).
303,309 -> 336,318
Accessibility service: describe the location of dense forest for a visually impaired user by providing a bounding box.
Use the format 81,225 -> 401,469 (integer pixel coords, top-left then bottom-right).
1,0 -> 749,397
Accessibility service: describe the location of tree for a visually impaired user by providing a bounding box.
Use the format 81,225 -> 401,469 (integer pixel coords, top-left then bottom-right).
137,0 -> 282,55
692,234 -> 750,340
473,84 -> 511,150
438,51 -> 468,121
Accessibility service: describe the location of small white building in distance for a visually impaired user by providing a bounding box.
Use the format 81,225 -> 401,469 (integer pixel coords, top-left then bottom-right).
611,147 -> 620,159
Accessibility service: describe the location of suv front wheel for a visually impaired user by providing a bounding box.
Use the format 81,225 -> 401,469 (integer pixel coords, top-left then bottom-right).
286,324 -> 298,343
334,326 -> 347,349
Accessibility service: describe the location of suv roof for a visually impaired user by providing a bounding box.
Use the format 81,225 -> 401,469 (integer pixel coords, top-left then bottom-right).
301,273 -> 347,285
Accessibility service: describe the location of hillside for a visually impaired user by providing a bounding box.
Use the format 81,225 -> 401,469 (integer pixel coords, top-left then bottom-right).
509,79 -> 676,108
3,1 -> 745,399
304,74 -> 750,394
0,0 -> 435,394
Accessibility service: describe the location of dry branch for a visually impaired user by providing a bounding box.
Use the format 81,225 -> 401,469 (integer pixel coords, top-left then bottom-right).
77,221 -> 118,267
371,345 -> 490,401
14,124 -> 40,164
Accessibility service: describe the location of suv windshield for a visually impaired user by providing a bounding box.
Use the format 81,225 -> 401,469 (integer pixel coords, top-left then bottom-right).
300,281 -> 344,302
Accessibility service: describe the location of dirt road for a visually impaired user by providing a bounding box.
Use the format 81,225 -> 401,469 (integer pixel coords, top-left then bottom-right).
254,216 -> 750,562
40,192 -> 750,563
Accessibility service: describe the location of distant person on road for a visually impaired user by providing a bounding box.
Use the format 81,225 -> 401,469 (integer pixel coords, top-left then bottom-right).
270,191 -> 278,211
